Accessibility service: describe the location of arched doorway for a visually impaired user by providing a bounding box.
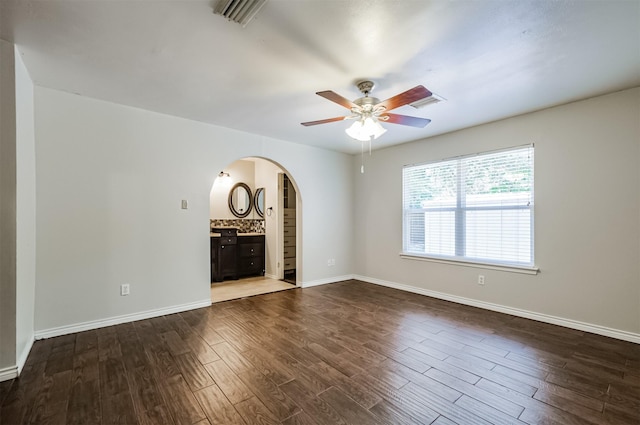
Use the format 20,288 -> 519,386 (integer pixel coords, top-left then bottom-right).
208,157 -> 301,302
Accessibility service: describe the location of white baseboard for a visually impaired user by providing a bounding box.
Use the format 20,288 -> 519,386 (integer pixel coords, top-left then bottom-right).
0,366 -> 17,382
354,275 -> 640,344
16,336 -> 34,375
301,275 -> 355,288
35,299 -> 212,340
0,336 -> 35,382
264,273 -> 279,280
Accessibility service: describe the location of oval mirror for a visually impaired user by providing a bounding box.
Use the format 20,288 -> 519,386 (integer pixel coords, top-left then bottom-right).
228,182 -> 252,218
254,188 -> 265,218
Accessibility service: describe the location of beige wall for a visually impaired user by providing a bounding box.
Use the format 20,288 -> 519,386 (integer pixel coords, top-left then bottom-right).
34,86 -> 355,334
0,41 -> 36,379
253,159 -> 286,279
15,44 -> 36,371
355,88 -> 640,336
210,159 -> 257,220
0,39 -> 18,375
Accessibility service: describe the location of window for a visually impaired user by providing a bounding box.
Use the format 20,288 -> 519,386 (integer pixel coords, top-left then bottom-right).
402,145 -> 534,269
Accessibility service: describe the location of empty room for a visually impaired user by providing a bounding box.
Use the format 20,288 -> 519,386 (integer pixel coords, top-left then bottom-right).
1,1 -> 638,424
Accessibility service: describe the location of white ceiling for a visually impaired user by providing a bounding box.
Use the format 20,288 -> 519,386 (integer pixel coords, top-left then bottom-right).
1,0 -> 639,154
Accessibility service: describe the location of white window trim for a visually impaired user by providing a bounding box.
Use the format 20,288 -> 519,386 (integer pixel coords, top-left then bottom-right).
399,252 -> 540,275
402,144 -> 536,270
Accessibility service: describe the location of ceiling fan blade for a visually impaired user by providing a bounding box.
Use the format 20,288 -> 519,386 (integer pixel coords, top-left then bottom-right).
376,86 -> 433,112
380,113 -> 431,128
316,91 -> 359,110
301,116 -> 348,126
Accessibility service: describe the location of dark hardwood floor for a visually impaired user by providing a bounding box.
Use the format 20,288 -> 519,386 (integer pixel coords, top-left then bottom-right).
1,280 -> 638,424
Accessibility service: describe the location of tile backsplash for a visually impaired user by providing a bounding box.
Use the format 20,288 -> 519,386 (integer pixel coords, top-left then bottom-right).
210,219 -> 265,234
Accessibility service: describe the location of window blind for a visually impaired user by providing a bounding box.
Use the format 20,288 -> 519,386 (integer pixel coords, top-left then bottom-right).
402,145 -> 534,267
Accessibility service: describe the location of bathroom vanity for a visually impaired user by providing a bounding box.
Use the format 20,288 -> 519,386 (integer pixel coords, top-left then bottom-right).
210,227 -> 265,282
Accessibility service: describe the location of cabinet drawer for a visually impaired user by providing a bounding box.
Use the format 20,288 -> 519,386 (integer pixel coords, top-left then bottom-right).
239,257 -> 262,272
220,242 -> 237,251
212,228 -> 238,237
284,236 -> 296,247
240,235 -> 265,244
284,258 -> 295,270
283,226 -> 295,236
283,217 -> 296,227
217,236 -> 236,245
283,246 -> 295,258
283,209 -> 296,218
239,243 -> 264,257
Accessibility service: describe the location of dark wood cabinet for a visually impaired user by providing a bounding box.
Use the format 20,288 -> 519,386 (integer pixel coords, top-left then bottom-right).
211,228 -> 238,282
238,235 -> 265,277
211,228 -> 264,282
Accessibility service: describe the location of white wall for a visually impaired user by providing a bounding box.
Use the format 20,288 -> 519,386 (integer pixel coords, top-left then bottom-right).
355,87 -> 640,337
14,47 -> 36,371
34,87 -> 355,334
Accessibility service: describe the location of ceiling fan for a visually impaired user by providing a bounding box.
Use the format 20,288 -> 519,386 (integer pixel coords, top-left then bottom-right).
301,80 -> 432,142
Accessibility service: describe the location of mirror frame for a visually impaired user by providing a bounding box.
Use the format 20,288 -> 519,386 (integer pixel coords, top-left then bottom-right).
254,187 -> 265,218
228,182 -> 253,218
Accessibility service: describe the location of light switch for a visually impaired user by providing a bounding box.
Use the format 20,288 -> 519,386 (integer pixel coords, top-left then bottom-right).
181,200 -> 188,209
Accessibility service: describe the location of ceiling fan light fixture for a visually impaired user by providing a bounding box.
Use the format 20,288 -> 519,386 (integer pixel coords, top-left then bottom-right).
345,120 -> 369,141
345,117 -> 386,141
363,117 -> 387,139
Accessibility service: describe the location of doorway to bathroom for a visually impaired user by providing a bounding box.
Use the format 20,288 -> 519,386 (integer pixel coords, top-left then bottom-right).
209,157 -> 300,302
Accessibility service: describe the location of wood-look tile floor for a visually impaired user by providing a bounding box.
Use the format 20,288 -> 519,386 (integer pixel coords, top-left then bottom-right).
1,280 -> 639,424
211,277 -> 296,303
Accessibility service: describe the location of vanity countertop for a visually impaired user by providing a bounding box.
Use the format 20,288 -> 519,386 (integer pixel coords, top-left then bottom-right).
210,232 -> 265,237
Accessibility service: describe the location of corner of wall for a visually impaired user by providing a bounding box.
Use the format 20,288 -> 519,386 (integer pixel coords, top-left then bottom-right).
0,38 -> 18,374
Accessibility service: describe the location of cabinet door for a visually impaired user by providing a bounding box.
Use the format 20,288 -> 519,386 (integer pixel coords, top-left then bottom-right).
220,244 -> 237,277
211,237 -> 219,282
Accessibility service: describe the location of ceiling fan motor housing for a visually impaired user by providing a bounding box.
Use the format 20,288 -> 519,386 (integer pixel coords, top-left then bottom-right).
353,96 -> 381,113
356,80 -> 375,95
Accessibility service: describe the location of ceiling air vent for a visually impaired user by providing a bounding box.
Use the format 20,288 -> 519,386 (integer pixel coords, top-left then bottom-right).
214,0 -> 268,27
410,93 -> 446,109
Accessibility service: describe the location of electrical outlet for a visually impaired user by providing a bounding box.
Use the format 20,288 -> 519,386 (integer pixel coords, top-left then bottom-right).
121,284 -> 130,296
478,275 -> 485,285
181,199 -> 188,209
328,258 -> 335,267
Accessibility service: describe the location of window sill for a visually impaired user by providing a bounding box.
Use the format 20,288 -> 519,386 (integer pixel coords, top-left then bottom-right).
399,253 -> 539,275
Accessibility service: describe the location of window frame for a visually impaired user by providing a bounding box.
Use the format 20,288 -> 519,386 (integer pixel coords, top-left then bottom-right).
401,145 -> 539,274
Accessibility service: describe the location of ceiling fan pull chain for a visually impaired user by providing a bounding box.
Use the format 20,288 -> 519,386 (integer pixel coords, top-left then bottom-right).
361,140 -> 365,174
